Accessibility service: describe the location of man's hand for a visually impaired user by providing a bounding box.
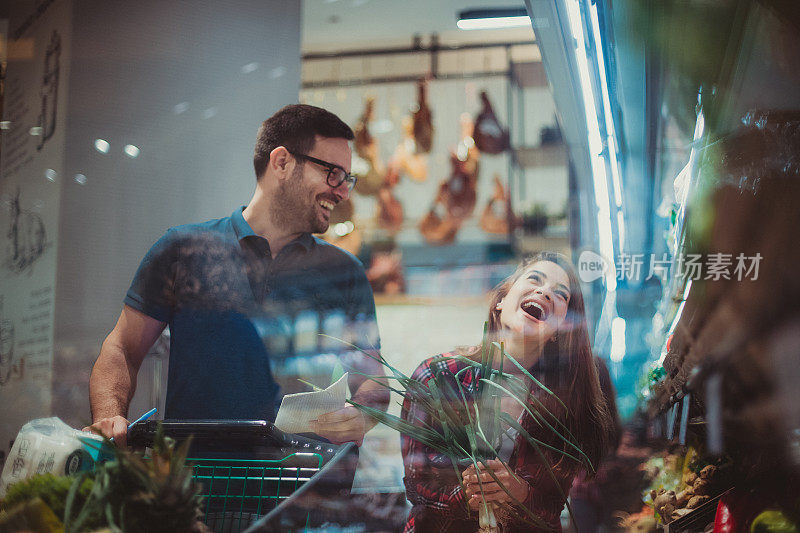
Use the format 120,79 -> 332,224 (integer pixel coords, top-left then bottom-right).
83,415 -> 129,447
310,406 -> 368,445
462,460 -> 530,509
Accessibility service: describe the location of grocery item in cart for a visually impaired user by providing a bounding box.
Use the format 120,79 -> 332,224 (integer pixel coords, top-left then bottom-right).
0,417 -> 112,497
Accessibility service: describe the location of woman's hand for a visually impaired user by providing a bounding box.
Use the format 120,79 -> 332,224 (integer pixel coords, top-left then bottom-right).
462,460 -> 530,510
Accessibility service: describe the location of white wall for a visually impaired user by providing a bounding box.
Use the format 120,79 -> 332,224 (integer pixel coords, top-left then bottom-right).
1,0 -> 74,457
49,0 -> 302,427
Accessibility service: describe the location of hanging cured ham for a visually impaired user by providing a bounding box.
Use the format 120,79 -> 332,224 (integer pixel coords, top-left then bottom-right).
322,198 -> 362,255
419,182 -> 462,246
374,160 -> 403,235
366,250 -> 405,295
389,116 -> 428,182
444,152 -> 478,219
353,159 -> 385,197
330,196 -> 354,225
412,78 -> 433,154
376,184 -> 403,235
480,174 -> 522,235
418,114 -> 480,245
320,198 -> 363,256
444,114 -> 480,219
354,96 -> 375,159
352,96 -> 386,196
473,91 -> 510,154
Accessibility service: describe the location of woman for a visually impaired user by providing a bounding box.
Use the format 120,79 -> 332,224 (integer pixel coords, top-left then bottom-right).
401,252 -> 613,532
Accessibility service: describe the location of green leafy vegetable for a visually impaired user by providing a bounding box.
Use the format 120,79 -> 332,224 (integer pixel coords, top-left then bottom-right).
333,324 -> 592,532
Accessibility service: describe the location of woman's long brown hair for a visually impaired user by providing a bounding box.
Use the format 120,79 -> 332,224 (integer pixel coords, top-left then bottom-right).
479,252 -> 613,472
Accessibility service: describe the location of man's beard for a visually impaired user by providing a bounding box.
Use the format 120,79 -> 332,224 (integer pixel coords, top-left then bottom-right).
270,166 -> 330,234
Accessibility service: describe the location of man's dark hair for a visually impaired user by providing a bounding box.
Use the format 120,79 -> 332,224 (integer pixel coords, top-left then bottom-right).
253,104 -> 354,180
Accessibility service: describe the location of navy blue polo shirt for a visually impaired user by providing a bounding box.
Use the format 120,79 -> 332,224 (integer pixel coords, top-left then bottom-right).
124,207 -> 379,421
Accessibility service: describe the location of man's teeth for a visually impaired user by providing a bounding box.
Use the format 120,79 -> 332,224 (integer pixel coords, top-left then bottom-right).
319,199 -> 335,210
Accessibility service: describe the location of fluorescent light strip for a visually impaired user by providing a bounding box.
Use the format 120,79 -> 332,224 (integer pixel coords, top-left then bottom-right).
682,278 -> 693,301
607,135 -> 623,208
566,0 -> 617,290
693,109 -> 705,142
658,271 -> 695,365
678,110 -> 705,218
589,4 -> 623,210
457,16 -> 532,30
665,279 -> 693,340
610,316 -> 627,362
597,208 -> 617,291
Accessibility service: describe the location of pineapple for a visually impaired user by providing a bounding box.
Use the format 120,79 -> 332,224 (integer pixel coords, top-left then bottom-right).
67,426 -> 210,533
1,425 -> 210,533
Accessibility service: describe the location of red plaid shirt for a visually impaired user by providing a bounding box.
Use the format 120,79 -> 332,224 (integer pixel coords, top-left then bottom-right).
400,353 -> 576,533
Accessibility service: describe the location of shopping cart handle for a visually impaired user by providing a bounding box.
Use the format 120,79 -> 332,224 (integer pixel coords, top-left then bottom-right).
128,419 -> 342,460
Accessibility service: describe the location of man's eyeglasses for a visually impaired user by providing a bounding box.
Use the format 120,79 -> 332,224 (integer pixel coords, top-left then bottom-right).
289,151 -> 357,192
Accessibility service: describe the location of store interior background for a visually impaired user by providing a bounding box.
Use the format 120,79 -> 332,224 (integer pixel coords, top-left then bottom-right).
0,0 -> 585,492
1,0 -> 799,526
295,0 -> 591,491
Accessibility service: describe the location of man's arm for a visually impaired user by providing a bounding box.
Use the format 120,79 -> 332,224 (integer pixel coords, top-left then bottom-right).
85,305 -> 166,446
312,349 -> 390,445
312,262 -> 388,445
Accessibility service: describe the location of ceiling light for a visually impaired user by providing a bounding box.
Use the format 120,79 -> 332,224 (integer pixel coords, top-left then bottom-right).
240,62 -> 259,74
457,8 -> 530,30
124,144 -> 140,158
94,139 -> 110,153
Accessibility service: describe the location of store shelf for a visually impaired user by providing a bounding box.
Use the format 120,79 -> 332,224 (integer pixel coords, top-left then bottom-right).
644,110 -> 800,514
511,61 -> 548,88
515,232 -> 570,255
513,144 -> 567,168
374,294 -> 488,306
663,489 -> 731,533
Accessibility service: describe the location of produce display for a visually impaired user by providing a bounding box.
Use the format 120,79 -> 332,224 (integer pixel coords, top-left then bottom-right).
644,446 -> 729,522
612,438 -> 800,533
750,510 -> 799,533
0,427 -> 207,533
650,464 -> 719,521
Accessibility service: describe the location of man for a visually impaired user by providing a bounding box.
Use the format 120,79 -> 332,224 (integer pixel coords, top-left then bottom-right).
87,104 -> 388,447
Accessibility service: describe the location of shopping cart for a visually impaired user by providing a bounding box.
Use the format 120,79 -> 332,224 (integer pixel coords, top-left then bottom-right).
129,420 -> 359,533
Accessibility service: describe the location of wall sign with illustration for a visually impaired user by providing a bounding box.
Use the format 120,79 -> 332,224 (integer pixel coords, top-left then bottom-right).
0,0 -> 71,462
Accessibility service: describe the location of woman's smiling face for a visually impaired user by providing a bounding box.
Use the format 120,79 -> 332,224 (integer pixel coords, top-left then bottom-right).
496,260 -> 572,343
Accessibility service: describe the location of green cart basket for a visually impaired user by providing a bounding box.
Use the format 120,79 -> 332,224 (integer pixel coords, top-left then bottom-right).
129,420 -> 359,533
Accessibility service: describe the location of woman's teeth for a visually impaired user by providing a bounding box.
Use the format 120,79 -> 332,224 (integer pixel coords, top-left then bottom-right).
521,301 -> 546,321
